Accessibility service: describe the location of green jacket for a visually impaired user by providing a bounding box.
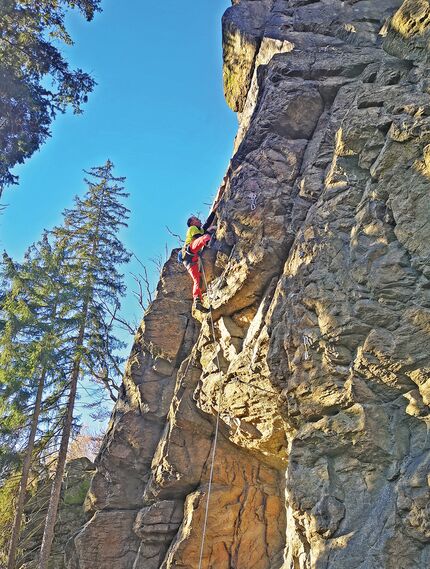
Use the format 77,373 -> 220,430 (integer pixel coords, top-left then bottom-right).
185,225 -> 204,246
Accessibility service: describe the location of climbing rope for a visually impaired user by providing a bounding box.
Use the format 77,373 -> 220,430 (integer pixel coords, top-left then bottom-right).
195,247 -> 280,568
177,228 -> 325,565
197,261 -> 225,569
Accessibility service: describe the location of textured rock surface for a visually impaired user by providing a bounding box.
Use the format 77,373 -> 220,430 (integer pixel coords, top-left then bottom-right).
67,1 -> 430,568
19,458 -> 95,569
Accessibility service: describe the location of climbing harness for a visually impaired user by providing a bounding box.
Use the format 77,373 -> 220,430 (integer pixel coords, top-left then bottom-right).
179,243 -> 200,268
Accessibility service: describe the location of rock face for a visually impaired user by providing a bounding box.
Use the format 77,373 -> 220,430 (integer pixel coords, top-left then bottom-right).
19,458 -> 95,569
67,1 -> 430,568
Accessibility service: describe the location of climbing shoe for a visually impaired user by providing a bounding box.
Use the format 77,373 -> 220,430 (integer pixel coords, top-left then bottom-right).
193,298 -> 209,313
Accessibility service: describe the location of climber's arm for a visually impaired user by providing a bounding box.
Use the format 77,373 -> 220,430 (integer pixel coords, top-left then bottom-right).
203,210 -> 216,232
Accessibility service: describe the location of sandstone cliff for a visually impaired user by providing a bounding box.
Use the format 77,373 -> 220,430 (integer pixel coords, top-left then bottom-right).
67,1 -> 430,568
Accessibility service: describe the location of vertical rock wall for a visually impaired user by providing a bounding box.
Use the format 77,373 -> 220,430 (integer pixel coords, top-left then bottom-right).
18,458 -> 95,569
67,1 -> 430,568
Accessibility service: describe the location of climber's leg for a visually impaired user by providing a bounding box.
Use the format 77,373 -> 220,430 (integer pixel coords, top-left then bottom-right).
185,236 -> 211,313
188,234 -> 211,255
187,261 -> 202,299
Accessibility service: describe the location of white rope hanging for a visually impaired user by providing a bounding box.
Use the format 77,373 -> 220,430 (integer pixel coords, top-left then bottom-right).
197,262 -> 226,569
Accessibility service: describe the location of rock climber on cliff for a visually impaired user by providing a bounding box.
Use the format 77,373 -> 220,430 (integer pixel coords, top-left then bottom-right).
181,167 -> 231,313
182,209 -> 217,313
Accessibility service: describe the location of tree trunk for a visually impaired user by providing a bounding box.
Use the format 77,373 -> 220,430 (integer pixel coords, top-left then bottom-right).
7,368 -> 47,569
37,323 -> 85,569
38,185 -> 106,569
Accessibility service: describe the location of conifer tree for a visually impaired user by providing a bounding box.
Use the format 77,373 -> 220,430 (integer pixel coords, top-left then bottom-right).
38,160 -> 130,569
0,161 -> 129,566
0,0 -> 101,192
1,236 -> 70,569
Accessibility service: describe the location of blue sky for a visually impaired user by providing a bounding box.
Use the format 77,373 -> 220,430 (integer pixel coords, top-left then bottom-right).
1,0 -> 237,335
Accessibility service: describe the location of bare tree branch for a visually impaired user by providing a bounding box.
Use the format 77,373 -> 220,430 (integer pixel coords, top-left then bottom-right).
96,293 -> 136,335
150,244 -> 169,276
165,225 -> 183,245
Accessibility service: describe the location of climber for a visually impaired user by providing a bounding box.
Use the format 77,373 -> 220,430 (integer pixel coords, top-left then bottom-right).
181,166 -> 232,313
182,209 -> 217,313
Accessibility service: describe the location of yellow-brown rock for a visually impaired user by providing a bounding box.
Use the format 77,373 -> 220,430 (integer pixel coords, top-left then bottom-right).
67,1 -> 430,568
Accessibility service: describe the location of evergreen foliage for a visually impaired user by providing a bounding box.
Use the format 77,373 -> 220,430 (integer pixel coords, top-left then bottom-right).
38,160 -> 131,568
51,159 -> 131,399
0,237 -> 69,480
0,236 -> 73,569
0,472 -> 21,566
0,160 -> 131,567
0,0 -> 101,192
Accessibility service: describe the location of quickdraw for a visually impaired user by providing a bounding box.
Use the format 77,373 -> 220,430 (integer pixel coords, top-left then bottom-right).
303,335 -> 312,360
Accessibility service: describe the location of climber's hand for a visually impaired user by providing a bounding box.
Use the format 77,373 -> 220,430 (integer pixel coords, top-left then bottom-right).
211,200 -> 220,212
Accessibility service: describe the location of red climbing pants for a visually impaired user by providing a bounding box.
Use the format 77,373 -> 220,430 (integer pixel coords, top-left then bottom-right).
187,234 -> 211,299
